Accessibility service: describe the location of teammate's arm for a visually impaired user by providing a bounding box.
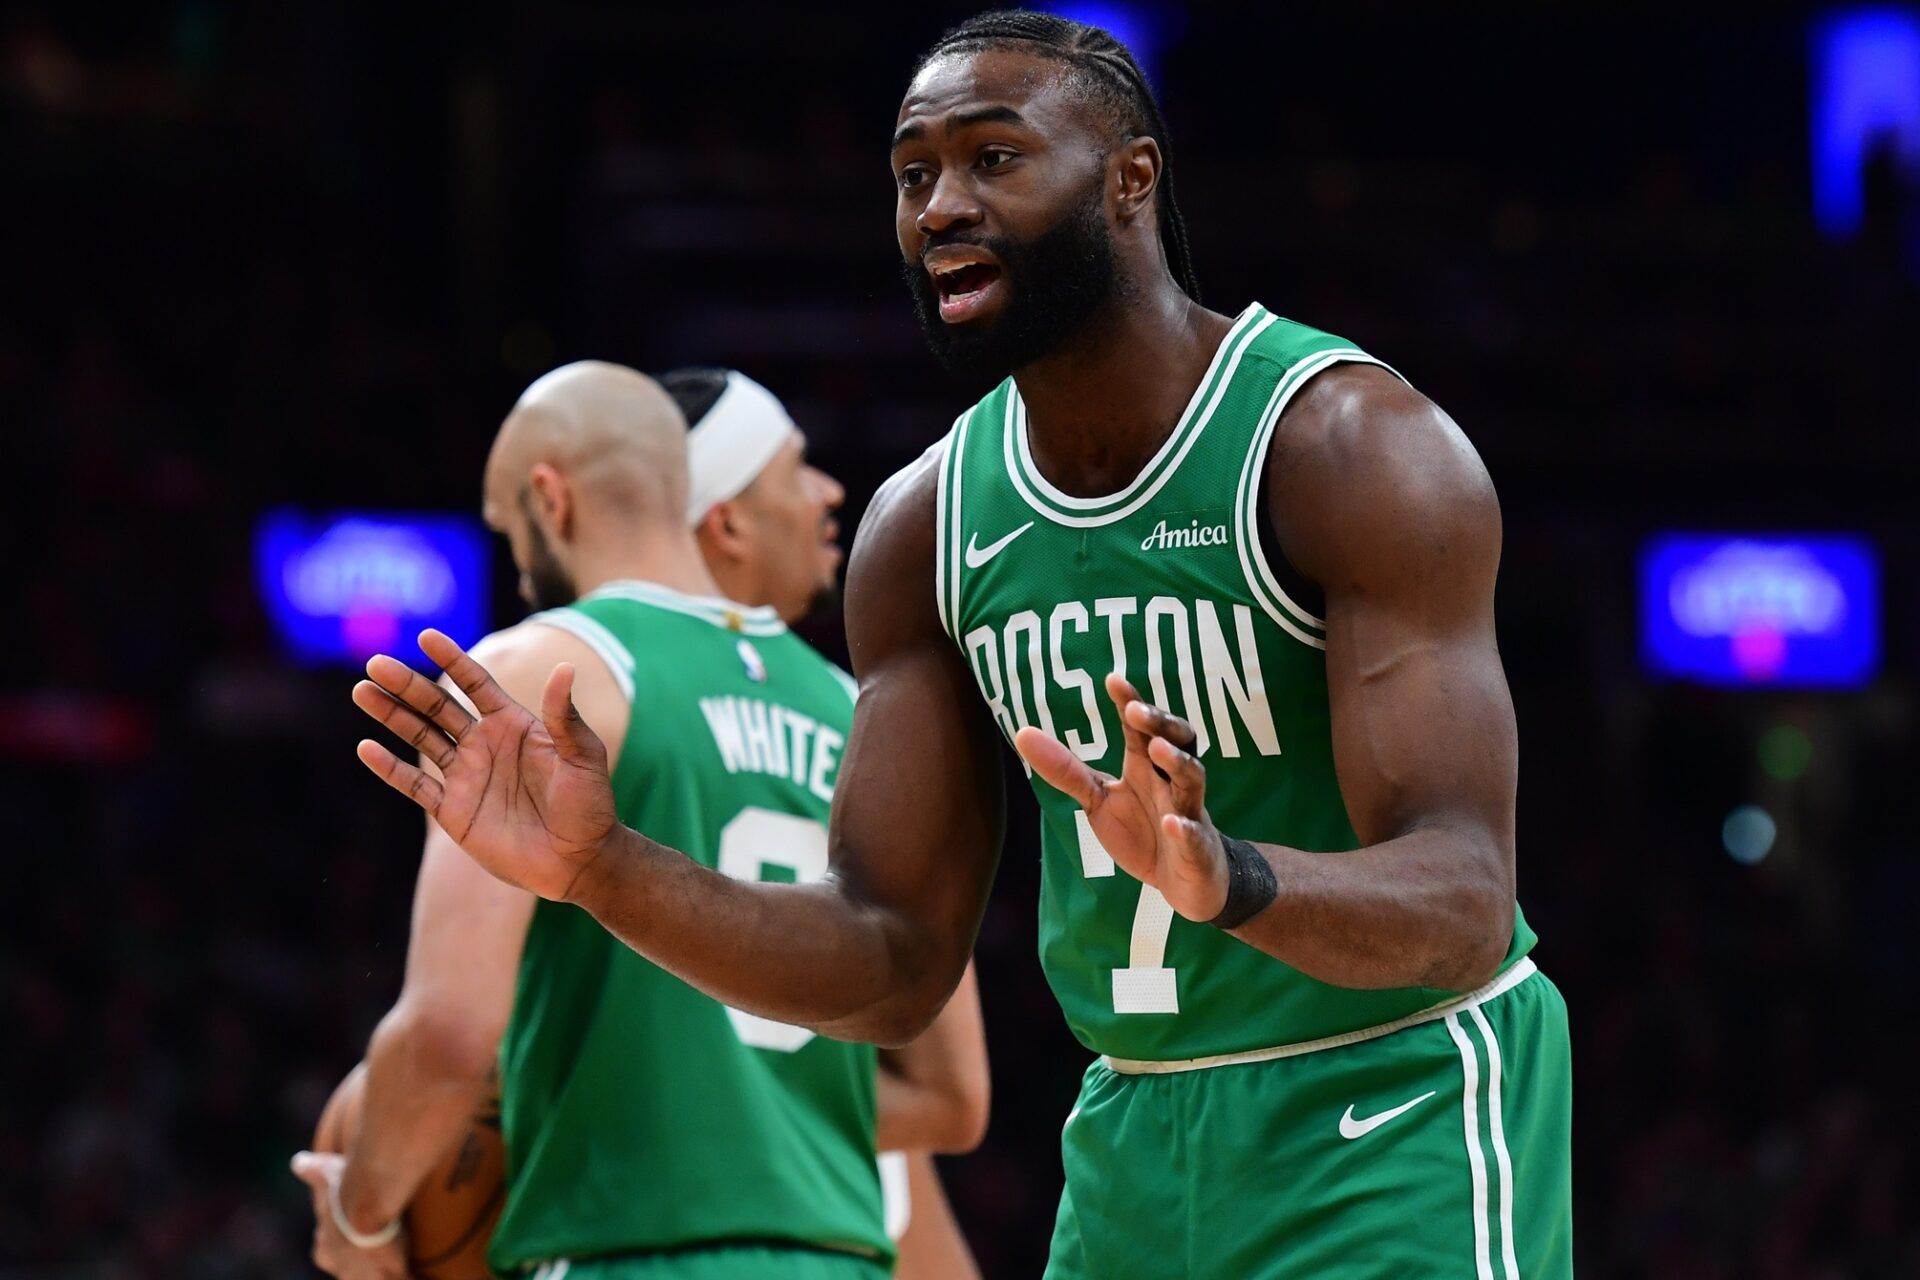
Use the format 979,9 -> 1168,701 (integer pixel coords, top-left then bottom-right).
876,961 -> 989,1153
296,627 -> 629,1271
352,451 -> 1007,1046
892,1151 -> 984,1280
1018,365 -> 1517,992
878,964 -> 988,1279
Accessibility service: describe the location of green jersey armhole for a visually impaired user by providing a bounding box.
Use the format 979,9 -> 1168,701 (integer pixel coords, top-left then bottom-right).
934,406 -> 978,647
523,606 -> 637,701
1230,347 -> 1409,651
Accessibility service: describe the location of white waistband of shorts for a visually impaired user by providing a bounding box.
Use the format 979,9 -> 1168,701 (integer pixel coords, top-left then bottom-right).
1099,957 -> 1539,1076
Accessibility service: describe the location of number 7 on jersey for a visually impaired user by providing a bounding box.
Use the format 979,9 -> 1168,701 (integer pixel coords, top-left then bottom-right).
1075,812 -> 1179,1014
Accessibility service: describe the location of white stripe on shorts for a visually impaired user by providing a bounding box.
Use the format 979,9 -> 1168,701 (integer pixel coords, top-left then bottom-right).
1470,1004 -> 1522,1280
1448,1006 -> 1521,1280
1446,1012 -> 1496,1280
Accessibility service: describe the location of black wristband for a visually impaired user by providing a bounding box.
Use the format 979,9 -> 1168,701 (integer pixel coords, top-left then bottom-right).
1207,835 -> 1277,931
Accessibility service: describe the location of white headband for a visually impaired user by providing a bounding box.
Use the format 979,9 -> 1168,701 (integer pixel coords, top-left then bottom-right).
684,370 -> 801,525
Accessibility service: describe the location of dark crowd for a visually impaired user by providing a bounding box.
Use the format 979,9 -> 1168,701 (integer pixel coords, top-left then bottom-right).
4,5 -> 1918,1277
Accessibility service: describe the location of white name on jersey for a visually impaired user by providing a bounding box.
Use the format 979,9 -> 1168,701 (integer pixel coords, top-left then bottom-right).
698,695 -> 844,801
961,595 -> 1281,762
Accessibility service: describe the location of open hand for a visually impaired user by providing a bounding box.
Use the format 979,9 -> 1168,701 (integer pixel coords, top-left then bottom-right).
352,629 -> 620,902
1014,673 -> 1230,922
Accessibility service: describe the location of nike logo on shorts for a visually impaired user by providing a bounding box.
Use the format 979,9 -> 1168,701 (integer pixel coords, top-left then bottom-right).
965,522 -> 1034,569
1338,1090 -> 1438,1139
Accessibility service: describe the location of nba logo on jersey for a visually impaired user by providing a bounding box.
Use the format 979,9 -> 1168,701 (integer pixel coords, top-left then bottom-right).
737,638 -> 768,683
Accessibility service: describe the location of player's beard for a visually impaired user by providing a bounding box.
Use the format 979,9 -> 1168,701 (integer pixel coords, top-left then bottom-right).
520,518 -> 578,613
904,180 -> 1118,382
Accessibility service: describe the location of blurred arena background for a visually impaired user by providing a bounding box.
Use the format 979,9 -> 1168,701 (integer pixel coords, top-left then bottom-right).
5,3 -> 1919,1276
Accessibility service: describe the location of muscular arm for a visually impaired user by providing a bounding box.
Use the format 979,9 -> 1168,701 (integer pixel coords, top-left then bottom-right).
876,961 -> 989,1153
333,823 -> 529,1238
1225,364 -> 1517,990
550,452 -> 1007,1045
334,627 -> 628,1233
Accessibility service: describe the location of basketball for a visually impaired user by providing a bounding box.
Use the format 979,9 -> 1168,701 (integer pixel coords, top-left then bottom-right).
312,1064 -> 506,1280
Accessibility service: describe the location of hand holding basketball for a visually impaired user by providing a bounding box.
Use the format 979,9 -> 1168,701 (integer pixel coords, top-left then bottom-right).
290,1150 -> 409,1280
352,629 -> 621,903
299,1063 -> 506,1280
1014,672 -> 1230,923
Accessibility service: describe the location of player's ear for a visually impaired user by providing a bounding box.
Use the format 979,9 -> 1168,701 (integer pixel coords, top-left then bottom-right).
694,500 -> 752,563
1113,135 -> 1161,222
528,463 -> 573,540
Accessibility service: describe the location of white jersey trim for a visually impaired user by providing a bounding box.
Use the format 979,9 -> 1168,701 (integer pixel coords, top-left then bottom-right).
585,580 -> 786,637
934,409 -> 973,644
1098,956 -> 1537,1075
525,610 -> 636,702
1232,347 -> 1408,649
877,1151 -> 911,1242
1003,308 -> 1278,529
1007,303 -> 1265,516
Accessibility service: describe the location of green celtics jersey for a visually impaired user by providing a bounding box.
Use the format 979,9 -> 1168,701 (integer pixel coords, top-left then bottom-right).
934,303 -> 1537,1064
489,580 -> 889,1271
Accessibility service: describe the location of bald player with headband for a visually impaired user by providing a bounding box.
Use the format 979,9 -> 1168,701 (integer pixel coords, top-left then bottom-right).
667,367 -> 988,1279
297,362 -> 956,1280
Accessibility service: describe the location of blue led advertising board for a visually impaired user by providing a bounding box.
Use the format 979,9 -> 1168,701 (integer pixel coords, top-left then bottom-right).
256,510 -> 489,668
1812,7 -> 1920,240
1640,534 -> 1879,689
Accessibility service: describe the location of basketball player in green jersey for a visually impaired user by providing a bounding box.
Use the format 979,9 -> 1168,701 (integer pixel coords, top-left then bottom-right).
665,365 -> 987,1280
296,362 -> 976,1280
347,12 -> 1573,1277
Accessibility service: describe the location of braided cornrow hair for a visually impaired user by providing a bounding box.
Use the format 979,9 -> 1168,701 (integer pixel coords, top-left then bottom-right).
915,9 -> 1202,303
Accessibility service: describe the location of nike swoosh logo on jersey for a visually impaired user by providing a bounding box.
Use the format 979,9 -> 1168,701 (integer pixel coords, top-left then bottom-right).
1338,1090 -> 1438,1139
964,522 -> 1035,569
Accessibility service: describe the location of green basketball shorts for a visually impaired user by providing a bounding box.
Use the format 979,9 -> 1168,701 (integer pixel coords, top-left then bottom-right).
523,1244 -> 891,1280
1047,960 -> 1573,1279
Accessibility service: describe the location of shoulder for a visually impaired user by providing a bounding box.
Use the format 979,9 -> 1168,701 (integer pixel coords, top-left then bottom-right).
499,609 -> 638,694
465,623 -> 592,698
1235,310 -> 1362,379
848,442 -> 942,594
1266,362 -> 1500,587
863,399 -> 1002,544
844,441 -> 949,673
469,618 -> 633,744
868,440 -> 944,536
